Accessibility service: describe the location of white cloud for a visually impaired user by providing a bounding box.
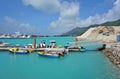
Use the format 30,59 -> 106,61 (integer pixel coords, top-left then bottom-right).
49,2 -> 80,34
60,2 -> 79,20
105,0 -> 120,20
4,16 -> 18,26
79,0 -> 120,27
22,0 -> 120,35
0,16 -> 38,34
22,0 -> 60,13
50,0 -> 120,35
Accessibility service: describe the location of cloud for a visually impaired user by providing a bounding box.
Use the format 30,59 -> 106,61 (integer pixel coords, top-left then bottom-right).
0,16 -> 38,34
104,0 -> 120,20
22,0 -> 120,35
80,0 -> 120,27
49,2 -> 80,34
22,0 -> 60,13
50,0 -> 120,35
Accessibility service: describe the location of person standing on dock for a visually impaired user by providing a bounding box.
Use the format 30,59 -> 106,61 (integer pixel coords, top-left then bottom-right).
42,42 -> 46,48
39,42 -> 43,48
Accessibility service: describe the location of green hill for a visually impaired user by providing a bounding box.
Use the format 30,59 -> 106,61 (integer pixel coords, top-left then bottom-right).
62,27 -> 88,36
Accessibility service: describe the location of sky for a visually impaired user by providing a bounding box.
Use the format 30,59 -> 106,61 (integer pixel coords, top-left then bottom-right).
0,0 -> 120,35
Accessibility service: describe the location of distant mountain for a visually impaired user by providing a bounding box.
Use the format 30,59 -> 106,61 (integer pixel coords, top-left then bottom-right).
62,19 -> 120,36
100,19 -> 120,26
88,19 -> 120,28
62,27 -> 88,36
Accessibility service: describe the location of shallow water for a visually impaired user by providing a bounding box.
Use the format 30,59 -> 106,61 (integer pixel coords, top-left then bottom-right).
0,37 -> 120,79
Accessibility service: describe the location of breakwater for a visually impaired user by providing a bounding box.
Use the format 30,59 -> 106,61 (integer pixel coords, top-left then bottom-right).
102,43 -> 120,68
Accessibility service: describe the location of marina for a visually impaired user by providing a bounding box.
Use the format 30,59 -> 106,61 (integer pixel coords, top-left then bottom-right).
0,38 -> 104,53
0,37 -> 120,79
0,27 -> 120,79
0,0 -> 120,78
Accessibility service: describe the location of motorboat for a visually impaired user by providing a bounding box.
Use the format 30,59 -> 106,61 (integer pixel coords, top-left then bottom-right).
9,48 -> 28,54
37,48 -> 65,58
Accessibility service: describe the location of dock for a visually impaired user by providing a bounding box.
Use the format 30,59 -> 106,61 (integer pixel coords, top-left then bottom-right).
0,47 -> 65,52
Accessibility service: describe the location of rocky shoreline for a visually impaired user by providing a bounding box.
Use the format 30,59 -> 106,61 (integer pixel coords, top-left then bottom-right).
75,26 -> 120,69
102,47 -> 120,69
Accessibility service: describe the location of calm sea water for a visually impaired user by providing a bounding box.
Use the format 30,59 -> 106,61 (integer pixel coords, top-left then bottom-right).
0,37 -> 120,79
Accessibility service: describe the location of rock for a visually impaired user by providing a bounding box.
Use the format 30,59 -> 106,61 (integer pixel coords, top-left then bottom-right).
102,47 -> 120,69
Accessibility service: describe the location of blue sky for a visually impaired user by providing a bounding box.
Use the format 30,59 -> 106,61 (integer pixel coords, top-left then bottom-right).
0,0 -> 120,35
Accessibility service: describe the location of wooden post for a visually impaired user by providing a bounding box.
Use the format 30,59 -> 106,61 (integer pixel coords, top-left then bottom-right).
75,38 -> 78,48
34,38 -> 36,49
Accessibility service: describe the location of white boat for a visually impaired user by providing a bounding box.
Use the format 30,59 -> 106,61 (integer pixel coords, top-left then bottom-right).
38,48 -> 66,58
38,52 -> 60,58
68,46 -> 86,52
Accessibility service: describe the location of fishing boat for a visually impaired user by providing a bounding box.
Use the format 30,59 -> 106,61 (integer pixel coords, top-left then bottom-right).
9,48 -> 28,54
37,48 -> 65,58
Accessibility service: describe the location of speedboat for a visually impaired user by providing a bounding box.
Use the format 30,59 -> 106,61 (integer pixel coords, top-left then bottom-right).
37,48 -> 65,58
38,52 -> 61,58
9,48 -> 28,54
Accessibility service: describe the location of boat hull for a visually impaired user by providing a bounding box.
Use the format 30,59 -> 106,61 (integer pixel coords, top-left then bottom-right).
9,48 -> 28,54
38,52 -> 60,58
68,48 -> 80,52
68,47 -> 86,52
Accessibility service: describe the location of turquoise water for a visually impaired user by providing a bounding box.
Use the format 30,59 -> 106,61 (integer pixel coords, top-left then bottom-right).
0,37 -> 120,79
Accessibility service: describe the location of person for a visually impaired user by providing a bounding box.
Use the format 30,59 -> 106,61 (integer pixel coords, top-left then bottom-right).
42,42 -> 46,48
39,42 -> 43,48
52,43 -> 55,48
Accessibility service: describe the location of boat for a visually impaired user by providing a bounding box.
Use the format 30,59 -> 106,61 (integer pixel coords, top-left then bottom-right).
0,40 -> 9,47
68,47 -> 80,52
64,42 -> 86,52
80,47 -> 86,52
68,46 -> 86,52
97,44 -> 106,51
38,52 -> 60,58
37,48 -> 65,58
9,48 -> 28,54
